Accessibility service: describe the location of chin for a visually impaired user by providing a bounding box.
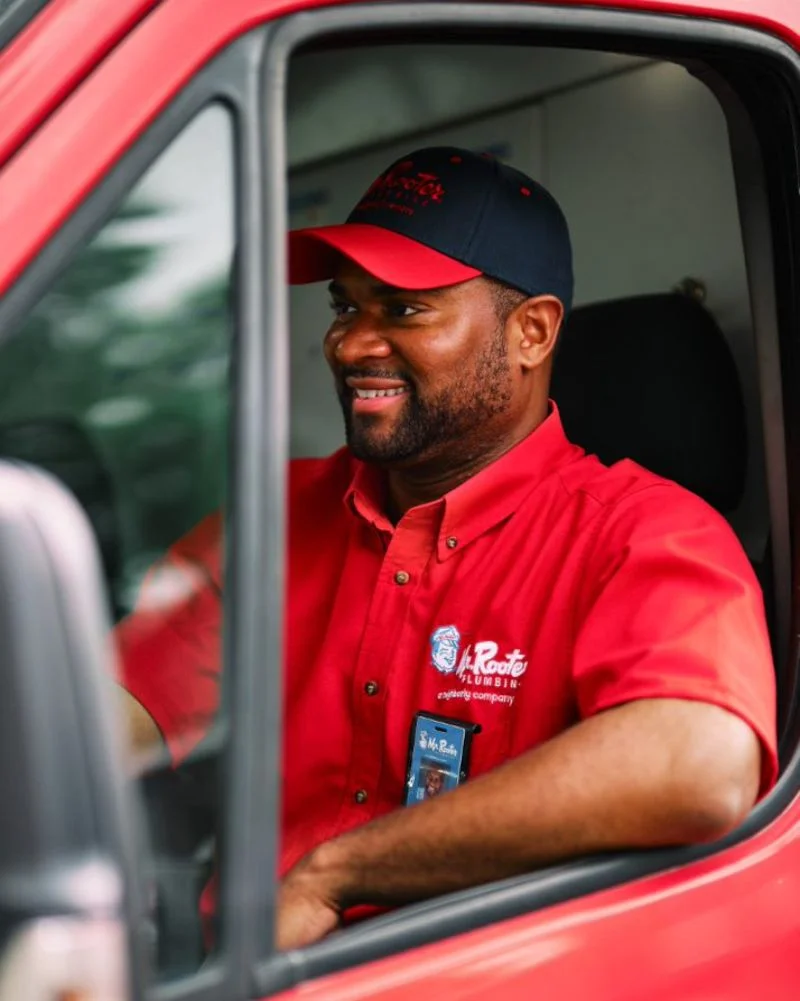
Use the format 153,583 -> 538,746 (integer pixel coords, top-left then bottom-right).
347,434 -> 404,464
353,443 -> 440,473
347,440 -> 398,464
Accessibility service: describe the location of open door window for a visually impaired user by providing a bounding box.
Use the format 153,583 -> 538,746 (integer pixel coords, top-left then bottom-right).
251,4 -> 800,994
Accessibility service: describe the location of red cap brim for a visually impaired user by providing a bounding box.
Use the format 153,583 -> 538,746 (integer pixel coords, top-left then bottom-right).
288,223 -> 482,288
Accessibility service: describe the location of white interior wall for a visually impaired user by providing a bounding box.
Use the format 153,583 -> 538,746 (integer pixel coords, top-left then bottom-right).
541,62 -> 766,554
287,53 -> 767,555
287,46 -> 645,168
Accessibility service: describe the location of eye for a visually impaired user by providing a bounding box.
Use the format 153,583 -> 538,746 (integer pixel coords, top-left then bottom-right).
386,303 -> 420,318
329,299 -> 356,318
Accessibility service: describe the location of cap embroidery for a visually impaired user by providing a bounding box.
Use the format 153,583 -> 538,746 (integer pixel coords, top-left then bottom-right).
355,160 -> 446,217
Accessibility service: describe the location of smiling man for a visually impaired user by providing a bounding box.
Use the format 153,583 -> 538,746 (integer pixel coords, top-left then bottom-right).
118,147 -> 777,951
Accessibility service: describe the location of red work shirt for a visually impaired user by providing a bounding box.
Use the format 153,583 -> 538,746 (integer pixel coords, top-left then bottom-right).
118,406 -> 778,877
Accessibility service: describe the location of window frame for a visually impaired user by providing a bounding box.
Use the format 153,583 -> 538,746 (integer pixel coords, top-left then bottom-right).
251,4 -> 800,994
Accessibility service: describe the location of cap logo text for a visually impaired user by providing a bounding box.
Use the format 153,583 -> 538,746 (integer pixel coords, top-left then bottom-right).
356,160 -> 446,216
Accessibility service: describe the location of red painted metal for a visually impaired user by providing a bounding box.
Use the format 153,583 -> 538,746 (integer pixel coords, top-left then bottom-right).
269,793 -> 800,999
0,0 -> 799,997
0,0 -> 161,168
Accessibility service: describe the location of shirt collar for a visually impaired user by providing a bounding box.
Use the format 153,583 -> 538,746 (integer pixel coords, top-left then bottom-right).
344,402 -> 582,557
346,459 -> 394,535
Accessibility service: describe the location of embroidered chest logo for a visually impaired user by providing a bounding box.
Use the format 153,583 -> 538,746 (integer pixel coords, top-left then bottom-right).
430,627 -> 528,708
430,625 -> 461,675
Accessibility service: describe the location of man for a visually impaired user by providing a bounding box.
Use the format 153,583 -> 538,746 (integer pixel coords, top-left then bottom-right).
423,767 -> 445,799
118,146 -> 777,952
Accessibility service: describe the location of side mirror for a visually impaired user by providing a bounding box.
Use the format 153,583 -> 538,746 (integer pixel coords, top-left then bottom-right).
0,461 -> 145,1000
0,418 -> 125,618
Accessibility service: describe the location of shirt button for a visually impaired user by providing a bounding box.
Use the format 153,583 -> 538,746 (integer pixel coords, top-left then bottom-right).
394,570 -> 410,585
354,789 -> 368,804
364,680 -> 380,696
446,536 -> 458,549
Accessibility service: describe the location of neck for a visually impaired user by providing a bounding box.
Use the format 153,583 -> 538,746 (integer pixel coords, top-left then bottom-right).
385,399 -> 550,520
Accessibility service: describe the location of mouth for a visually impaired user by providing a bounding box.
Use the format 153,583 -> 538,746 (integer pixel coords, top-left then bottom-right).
345,377 -> 411,415
351,385 -> 410,414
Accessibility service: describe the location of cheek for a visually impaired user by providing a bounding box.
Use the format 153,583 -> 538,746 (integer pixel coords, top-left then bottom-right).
405,323 -> 474,373
434,307 -> 494,358
322,329 -> 340,369
414,329 -> 492,385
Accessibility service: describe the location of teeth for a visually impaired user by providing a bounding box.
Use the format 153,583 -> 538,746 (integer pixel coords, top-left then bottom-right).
354,387 -> 407,399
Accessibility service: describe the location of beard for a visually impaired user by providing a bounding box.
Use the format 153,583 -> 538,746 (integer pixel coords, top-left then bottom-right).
337,324 -> 514,466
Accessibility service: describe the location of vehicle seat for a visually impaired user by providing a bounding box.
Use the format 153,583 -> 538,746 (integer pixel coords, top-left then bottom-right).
550,291 -> 776,643
551,291 -> 747,516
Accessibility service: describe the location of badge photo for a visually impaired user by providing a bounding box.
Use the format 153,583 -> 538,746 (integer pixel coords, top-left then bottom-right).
404,711 -> 481,806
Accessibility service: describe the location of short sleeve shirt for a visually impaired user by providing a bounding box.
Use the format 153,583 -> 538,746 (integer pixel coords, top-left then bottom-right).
118,405 -> 778,876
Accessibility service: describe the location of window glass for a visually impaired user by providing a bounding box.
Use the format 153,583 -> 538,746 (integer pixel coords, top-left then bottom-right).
0,104 -> 234,981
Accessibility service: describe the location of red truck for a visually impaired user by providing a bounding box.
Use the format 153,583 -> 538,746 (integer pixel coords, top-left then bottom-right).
0,0 -> 799,998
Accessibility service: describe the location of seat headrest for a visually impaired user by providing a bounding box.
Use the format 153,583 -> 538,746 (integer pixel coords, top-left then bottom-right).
551,293 -> 747,514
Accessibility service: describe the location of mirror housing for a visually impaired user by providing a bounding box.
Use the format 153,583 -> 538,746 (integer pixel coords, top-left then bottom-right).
0,460 -> 144,999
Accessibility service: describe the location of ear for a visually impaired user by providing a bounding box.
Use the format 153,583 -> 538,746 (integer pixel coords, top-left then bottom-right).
510,295 -> 564,371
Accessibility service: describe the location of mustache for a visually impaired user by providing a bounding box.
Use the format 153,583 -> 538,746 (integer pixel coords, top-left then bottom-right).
337,365 -> 412,384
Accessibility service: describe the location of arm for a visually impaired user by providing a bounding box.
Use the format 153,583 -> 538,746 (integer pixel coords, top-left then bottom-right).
278,696 -> 761,949
118,687 -> 164,772
114,511 -> 224,769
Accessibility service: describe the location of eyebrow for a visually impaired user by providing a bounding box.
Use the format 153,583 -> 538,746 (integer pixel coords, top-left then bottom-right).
327,280 -> 448,298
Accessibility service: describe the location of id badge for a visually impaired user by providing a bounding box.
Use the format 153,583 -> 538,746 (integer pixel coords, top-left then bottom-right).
403,711 -> 481,806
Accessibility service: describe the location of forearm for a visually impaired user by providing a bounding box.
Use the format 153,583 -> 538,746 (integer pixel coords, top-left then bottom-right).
299,698 -> 761,910
117,686 -> 167,775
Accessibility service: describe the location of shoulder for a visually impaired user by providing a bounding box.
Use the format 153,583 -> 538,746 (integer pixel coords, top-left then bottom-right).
149,451 -> 353,586
562,454 -> 730,526
570,457 -> 754,583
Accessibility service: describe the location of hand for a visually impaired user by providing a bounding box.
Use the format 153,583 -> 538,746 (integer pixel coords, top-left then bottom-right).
276,861 -> 341,951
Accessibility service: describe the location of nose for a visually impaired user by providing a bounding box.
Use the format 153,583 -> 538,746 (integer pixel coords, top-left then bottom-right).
329,316 -> 393,368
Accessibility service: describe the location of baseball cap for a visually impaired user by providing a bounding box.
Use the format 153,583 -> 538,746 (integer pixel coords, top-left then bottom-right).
289,146 -> 573,311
